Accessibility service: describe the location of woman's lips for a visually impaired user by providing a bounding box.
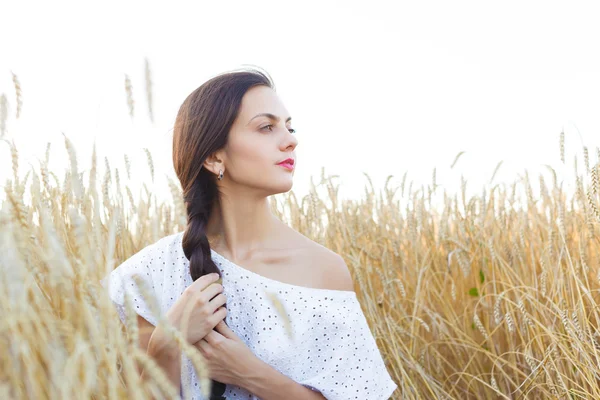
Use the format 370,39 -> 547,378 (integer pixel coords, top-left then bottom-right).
277,157 -> 295,171
278,162 -> 294,171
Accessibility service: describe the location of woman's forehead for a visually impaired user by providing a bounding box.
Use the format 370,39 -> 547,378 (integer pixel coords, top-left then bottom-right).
239,86 -> 288,121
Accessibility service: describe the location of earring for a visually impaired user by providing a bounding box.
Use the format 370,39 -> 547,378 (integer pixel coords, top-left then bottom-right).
218,169 -> 224,180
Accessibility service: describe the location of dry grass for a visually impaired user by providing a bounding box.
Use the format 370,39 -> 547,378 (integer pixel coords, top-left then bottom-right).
1,71 -> 600,399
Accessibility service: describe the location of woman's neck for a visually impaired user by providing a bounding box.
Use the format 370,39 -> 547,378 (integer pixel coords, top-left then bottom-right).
205,195 -> 283,260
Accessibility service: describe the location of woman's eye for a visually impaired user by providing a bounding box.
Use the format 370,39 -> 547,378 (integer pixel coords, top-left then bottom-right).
260,124 -> 296,134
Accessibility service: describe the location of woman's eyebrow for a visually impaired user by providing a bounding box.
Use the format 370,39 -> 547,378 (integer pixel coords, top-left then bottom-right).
247,113 -> 292,125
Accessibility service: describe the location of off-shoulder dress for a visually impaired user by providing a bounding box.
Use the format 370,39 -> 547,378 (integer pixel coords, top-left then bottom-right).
102,231 -> 398,400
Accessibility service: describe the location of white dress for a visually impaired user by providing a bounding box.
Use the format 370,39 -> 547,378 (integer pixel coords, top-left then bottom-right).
102,231 -> 398,400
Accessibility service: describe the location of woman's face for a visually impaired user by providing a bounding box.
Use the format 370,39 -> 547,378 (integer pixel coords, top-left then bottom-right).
215,85 -> 298,196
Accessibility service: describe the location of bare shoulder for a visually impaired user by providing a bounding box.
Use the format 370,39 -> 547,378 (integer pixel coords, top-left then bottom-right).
288,230 -> 355,292
318,246 -> 355,292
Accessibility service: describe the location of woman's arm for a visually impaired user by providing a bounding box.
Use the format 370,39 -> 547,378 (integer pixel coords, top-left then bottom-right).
196,321 -> 327,399
239,359 -> 326,400
143,325 -> 182,392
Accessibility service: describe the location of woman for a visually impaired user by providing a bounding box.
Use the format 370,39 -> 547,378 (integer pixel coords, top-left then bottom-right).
104,67 -> 397,399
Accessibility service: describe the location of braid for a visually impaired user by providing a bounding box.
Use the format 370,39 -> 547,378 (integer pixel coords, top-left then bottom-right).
181,171 -> 227,400
182,171 -> 220,282
172,67 -> 275,399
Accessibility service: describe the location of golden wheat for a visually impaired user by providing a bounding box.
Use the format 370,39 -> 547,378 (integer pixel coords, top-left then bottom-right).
11,71 -> 22,119
125,74 -> 135,119
144,57 -> 154,124
2,72 -> 600,399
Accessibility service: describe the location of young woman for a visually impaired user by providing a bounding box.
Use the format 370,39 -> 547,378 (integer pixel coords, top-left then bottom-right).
105,67 -> 397,399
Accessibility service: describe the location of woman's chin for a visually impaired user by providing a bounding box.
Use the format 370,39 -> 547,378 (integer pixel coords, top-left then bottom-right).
273,178 -> 294,194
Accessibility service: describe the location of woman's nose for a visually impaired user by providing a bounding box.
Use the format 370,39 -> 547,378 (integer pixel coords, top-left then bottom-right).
286,131 -> 298,149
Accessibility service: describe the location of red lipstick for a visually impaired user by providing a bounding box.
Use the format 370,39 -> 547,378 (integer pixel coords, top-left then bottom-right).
277,158 -> 295,171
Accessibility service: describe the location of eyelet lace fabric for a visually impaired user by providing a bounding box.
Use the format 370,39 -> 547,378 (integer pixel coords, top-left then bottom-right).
102,231 -> 398,400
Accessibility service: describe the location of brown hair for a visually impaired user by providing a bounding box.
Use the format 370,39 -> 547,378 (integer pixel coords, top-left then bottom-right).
173,67 -> 275,282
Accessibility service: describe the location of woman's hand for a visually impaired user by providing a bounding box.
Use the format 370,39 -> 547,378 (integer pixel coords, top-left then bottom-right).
193,320 -> 264,386
165,273 -> 227,345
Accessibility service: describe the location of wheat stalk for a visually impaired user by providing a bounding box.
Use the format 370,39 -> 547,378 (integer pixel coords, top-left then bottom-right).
560,129 -> 565,164
124,74 -> 134,118
0,93 -> 8,137
10,71 -> 22,119
144,57 -> 154,123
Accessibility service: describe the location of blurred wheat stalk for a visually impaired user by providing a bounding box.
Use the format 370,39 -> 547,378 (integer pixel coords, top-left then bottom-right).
1,66 -> 600,400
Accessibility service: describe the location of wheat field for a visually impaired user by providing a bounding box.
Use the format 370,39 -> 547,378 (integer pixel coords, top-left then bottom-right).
2,70 -> 600,399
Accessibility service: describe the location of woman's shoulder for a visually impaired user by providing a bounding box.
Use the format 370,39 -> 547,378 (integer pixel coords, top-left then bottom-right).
122,232 -> 184,266
106,232 -> 186,285
102,232 -> 188,325
287,230 -> 355,293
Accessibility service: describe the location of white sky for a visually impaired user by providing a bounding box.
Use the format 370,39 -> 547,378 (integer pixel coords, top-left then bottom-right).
1,0 -> 599,207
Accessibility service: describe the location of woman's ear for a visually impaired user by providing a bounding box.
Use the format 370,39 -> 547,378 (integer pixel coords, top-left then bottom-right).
203,151 -> 224,176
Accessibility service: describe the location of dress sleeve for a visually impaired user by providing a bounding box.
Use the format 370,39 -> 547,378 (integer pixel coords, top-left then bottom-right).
297,295 -> 398,400
101,245 -> 161,327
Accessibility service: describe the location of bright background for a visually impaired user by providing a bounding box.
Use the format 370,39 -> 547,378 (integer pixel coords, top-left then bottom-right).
1,0 -> 599,206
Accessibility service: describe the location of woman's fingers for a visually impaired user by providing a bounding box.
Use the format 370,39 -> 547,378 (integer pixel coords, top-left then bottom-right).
190,273 -> 221,292
195,338 -> 210,355
208,306 -> 227,326
214,320 -> 236,340
203,329 -> 226,347
183,274 -> 221,303
199,282 -> 224,303
208,293 -> 227,310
